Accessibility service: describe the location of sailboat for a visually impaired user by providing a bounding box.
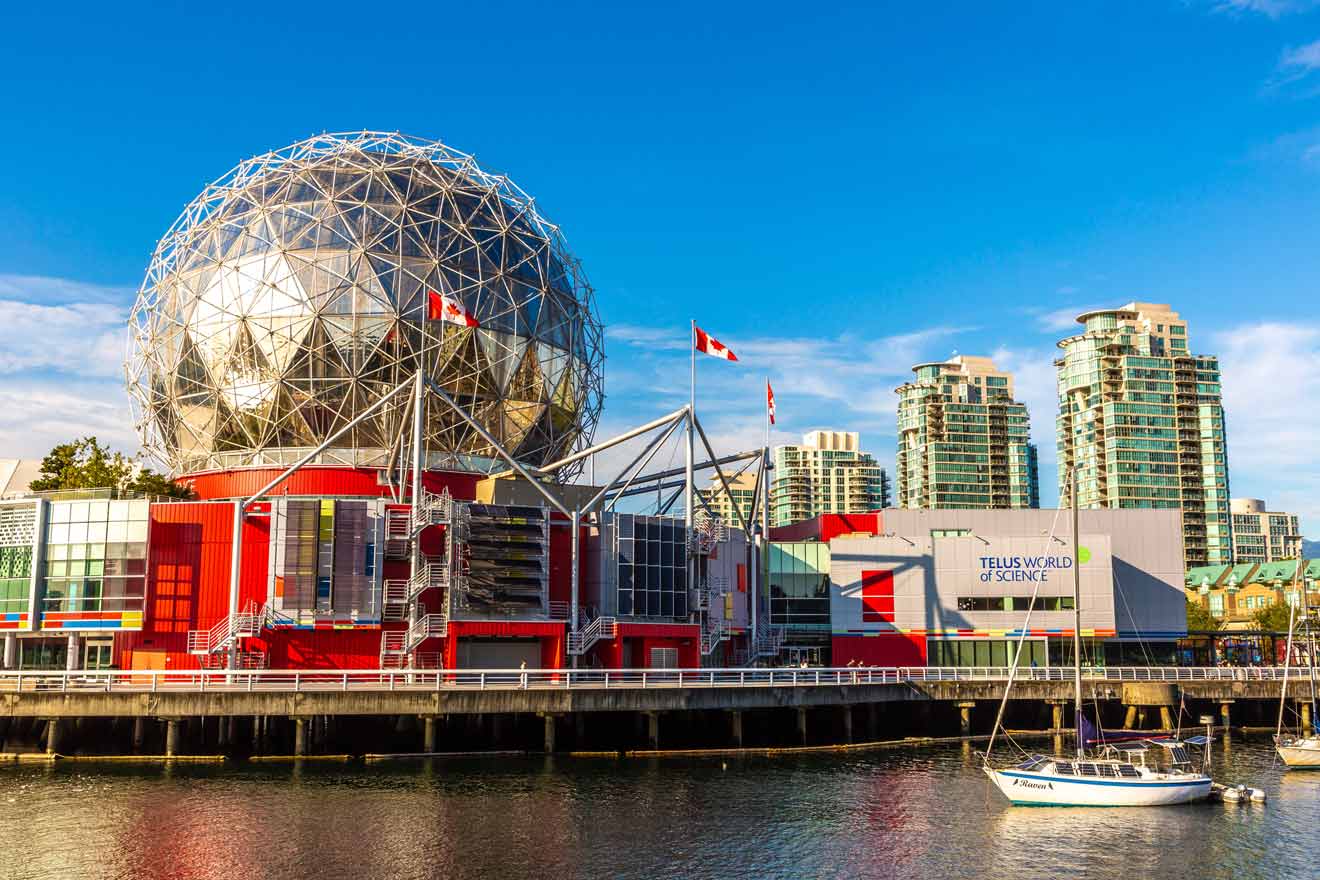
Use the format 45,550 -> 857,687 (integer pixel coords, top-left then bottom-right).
982,467 -> 1213,806
1273,558 -> 1320,768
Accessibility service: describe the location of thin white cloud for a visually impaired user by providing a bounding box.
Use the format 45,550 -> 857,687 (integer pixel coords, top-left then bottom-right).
0,274 -> 133,305
1281,38 -> 1320,75
1209,0 -> 1320,17
604,323 -> 689,351
0,381 -> 138,459
1036,305 -> 1094,332
1214,322 -> 1320,532
0,275 -> 139,463
589,322 -> 976,503
0,299 -> 126,378
1247,124 -> 1320,166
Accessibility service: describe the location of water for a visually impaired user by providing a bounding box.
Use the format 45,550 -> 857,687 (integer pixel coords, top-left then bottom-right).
0,737 -> 1314,880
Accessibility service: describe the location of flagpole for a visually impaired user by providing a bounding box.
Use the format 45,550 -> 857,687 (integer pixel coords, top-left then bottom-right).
753,376 -> 770,652
687,319 -> 696,624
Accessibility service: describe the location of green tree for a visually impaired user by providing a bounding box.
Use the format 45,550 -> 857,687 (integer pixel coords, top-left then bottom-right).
1253,600 -> 1298,635
28,436 -> 192,499
127,468 -> 194,500
1186,598 -> 1219,633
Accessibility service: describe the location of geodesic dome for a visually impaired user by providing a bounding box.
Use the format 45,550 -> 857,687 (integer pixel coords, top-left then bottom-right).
126,131 -> 604,478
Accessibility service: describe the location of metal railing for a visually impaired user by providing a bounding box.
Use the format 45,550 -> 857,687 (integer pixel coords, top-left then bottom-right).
1,666 -> 1296,695
186,610 -> 258,655
414,488 -> 452,531
406,613 -> 447,651
700,615 -> 728,655
381,580 -> 409,620
566,616 -> 617,655
409,561 -> 449,599
751,624 -> 786,658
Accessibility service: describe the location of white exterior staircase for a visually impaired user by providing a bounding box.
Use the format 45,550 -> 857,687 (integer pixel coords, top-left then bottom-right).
567,615 -> 618,656
187,602 -> 260,657
700,613 -> 729,655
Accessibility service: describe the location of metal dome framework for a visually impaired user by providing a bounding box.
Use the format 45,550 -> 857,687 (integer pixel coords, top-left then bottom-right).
126,131 -> 604,479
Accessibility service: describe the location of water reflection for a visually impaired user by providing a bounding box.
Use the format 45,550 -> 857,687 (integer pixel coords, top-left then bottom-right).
0,738 -> 1312,880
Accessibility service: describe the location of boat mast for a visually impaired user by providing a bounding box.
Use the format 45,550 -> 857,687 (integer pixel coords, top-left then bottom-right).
1071,465 -> 1083,760
1306,586 -> 1318,736
1275,559 -> 1299,739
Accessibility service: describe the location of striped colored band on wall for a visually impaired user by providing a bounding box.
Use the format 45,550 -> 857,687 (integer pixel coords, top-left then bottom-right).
840,628 -> 1118,638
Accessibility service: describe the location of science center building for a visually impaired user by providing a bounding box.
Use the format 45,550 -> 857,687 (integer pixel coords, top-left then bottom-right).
0,132 -> 1187,672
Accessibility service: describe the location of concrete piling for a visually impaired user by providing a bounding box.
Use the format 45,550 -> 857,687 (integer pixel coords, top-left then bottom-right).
293,717 -> 307,757
1050,700 -> 1067,732
729,711 -> 743,748
796,708 -> 808,745
957,702 -> 975,737
164,719 -> 179,758
543,713 -> 557,753
423,715 -> 438,753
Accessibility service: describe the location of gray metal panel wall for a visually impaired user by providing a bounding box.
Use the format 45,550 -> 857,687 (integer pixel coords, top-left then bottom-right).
706,529 -> 750,630
836,509 -> 1186,638
330,500 -> 375,618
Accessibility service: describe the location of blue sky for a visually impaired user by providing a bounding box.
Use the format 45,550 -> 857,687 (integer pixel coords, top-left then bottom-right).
1,1 -> 1319,531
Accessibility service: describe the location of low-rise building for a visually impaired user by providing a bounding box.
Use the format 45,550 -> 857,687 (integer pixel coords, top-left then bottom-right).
771,431 -> 890,527
699,471 -> 759,528
1230,498 -> 1303,564
775,508 -> 1188,667
1185,558 -> 1319,625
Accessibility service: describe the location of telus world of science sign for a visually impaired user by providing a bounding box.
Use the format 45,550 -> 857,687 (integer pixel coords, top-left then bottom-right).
827,534 -> 1118,637
933,535 -> 1116,634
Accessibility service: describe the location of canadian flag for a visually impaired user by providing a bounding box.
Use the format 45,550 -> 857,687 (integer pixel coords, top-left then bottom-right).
693,325 -> 737,361
428,290 -> 480,328
767,381 -> 776,425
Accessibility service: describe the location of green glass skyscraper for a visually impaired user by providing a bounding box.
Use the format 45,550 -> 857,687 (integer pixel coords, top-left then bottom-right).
1055,302 -> 1231,568
895,356 -> 1039,509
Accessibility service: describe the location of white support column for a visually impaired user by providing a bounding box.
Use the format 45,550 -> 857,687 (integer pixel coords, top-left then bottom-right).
750,452 -> 762,651
226,499 -> 243,669
65,633 -> 80,671
570,509 -> 581,665
3,633 -> 17,669
760,444 -> 771,649
686,376 -> 695,621
410,370 -> 425,638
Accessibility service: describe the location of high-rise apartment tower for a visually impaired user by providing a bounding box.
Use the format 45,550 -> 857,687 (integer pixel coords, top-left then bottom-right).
895,356 -> 1039,509
1055,302 -> 1231,567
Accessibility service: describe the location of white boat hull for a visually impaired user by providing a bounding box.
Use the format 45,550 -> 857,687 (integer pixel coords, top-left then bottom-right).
986,767 -> 1212,807
1275,737 -> 1320,768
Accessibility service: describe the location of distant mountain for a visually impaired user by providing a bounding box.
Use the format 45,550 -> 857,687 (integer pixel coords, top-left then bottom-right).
1305,540 -> 1320,559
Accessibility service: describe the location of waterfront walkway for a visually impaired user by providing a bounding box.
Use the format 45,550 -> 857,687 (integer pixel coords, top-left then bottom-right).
0,666 -> 1300,724
0,666 -> 1301,758
0,665 -> 1295,695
